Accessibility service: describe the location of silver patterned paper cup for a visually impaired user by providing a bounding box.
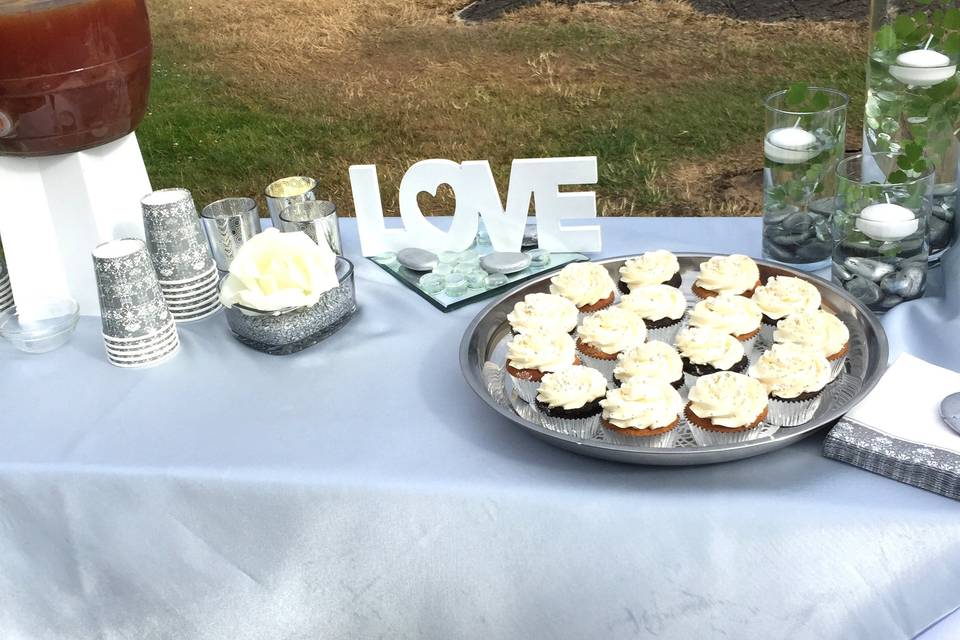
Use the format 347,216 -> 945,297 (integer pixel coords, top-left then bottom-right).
264,176 -> 317,229
200,197 -> 263,271
141,188 -> 217,282
92,239 -> 177,340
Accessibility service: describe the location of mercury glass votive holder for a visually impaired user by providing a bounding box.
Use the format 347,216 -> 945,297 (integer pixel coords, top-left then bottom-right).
264,176 -> 318,229
279,200 -> 342,256
833,152 -> 934,312
200,197 -> 262,271
222,257 -> 357,355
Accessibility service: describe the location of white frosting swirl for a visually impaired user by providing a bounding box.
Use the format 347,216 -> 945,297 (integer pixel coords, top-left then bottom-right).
600,378 -> 683,430
750,343 -> 830,399
674,327 -> 745,370
507,293 -> 579,335
753,276 -> 822,321
577,307 -> 647,355
536,365 -> 608,409
614,341 -> 683,385
619,251 -> 680,288
687,372 -> 768,429
774,310 -> 850,358
695,254 -> 760,295
689,294 -> 762,337
619,285 -> 687,321
507,331 -> 577,372
549,262 -> 615,308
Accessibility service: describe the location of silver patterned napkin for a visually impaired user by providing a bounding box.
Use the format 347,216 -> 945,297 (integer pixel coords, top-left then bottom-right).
824,354 -> 960,500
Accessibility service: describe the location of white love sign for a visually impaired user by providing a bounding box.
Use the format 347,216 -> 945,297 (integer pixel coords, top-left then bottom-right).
349,156 -> 601,256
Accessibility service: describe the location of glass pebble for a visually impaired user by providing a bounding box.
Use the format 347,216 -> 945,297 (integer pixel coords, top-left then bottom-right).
438,251 -> 459,265
457,250 -> 478,264
419,273 -> 445,294
527,249 -> 550,267
484,273 -> 509,288
466,271 -> 487,290
454,262 -> 476,275
433,263 -> 453,275
372,251 -> 398,266
445,272 -> 466,286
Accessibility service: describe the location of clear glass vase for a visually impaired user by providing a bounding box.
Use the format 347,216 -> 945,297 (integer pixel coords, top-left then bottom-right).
762,87 -> 848,271
833,153 -> 934,313
865,0 -> 960,263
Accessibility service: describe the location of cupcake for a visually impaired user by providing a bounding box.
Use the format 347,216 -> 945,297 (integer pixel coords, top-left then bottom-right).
688,294 -> 763,353
619,284 -> 687,344
534,365 -> 608,439
750,343 -> 830,427
575,306 -> 647,381
674,326 -> 748,388
753,276 -> 822,344
692,254 -> 761,299
549,262 -> 617,314
507,292 -> 580,336
599,377 -> 684,447
773,310 -> 850,380
684,371 -> 770,445
506,331 -> 579,403
618,250 -> 681,294
613,341 -> 685,391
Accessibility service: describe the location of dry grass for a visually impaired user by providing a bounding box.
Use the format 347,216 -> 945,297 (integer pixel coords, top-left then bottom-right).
142,0 -> 868,215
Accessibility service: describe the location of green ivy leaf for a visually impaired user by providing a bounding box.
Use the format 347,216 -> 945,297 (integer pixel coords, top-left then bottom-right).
810,91 -> 830,111
898,154 -> 915,170
943,32 -> 960,55
785,83 -> 807,106
894,14 -> 917,38
904,141 -> 925,161
945,8 -> 960,29
875,24 -> 898,50
914,159 -> 930,173
889,170 -> 909,184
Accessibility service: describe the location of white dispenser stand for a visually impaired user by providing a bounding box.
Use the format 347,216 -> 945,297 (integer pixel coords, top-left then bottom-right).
0,133 -> 151,317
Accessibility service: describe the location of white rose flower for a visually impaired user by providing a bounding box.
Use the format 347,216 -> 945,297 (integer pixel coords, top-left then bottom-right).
219,228 -> 339,312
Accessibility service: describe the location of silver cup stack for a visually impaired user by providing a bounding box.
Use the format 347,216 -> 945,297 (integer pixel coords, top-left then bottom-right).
92,239 -> 180,368
141,188 -> 222,322
0,237 -> 11,313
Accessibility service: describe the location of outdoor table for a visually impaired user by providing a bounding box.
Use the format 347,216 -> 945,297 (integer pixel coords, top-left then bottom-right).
2,217 -> 958,639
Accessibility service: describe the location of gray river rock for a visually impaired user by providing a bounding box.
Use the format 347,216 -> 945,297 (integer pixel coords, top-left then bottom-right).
842,257 -> 896,282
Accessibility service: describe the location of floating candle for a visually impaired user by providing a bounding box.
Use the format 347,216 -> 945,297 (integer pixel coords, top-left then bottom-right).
764,127 -> 819,164
889,49 -> 957,87
856,203 -> 919,242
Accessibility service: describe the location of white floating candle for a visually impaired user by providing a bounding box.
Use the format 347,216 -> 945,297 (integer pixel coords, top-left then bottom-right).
856,203 -> 919,242
764,127 -> 819,164
889,49 -> 957,87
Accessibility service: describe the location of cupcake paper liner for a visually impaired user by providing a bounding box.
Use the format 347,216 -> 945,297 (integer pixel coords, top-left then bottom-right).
540,413 -> 601,440
686,419 -> 767,446
577,350 -> 618,381
511,375 -> 541,404
767,393 -> 824,427
646,320 -> 682,345
737,333 -> 759,356
601,425 -> 678,448
759,322 -> 777,346
828,353 -> 847,380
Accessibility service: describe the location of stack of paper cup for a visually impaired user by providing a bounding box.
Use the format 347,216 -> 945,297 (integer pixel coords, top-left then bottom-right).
0,239 -> 11,312
93,239 -> 180,368
141,188 -> 222,322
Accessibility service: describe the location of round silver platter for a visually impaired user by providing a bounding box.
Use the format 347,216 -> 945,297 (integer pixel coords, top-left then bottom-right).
459,254 -> 889,466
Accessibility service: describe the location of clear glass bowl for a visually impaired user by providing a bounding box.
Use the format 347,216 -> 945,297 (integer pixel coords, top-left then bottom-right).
0,297 -> 80,353
222,257 -> 357,355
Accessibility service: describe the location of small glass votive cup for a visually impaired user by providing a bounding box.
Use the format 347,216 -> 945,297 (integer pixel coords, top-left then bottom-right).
832,152 -> 934,313
200,197 -> 263,271
264,176 -> 317,229
222,257 -> 357,355
279,200 -> 342,255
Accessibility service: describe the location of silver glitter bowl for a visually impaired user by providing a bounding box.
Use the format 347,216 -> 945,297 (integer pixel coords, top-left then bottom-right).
222,257 -> 357,355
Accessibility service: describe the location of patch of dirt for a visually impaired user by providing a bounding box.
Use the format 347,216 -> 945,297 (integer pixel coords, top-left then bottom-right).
457,0 -> 868,22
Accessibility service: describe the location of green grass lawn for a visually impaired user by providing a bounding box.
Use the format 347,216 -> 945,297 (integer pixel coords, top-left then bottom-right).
139,0 -> 867,216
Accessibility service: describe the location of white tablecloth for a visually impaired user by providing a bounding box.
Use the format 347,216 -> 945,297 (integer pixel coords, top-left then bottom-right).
2,217 -> 959,640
